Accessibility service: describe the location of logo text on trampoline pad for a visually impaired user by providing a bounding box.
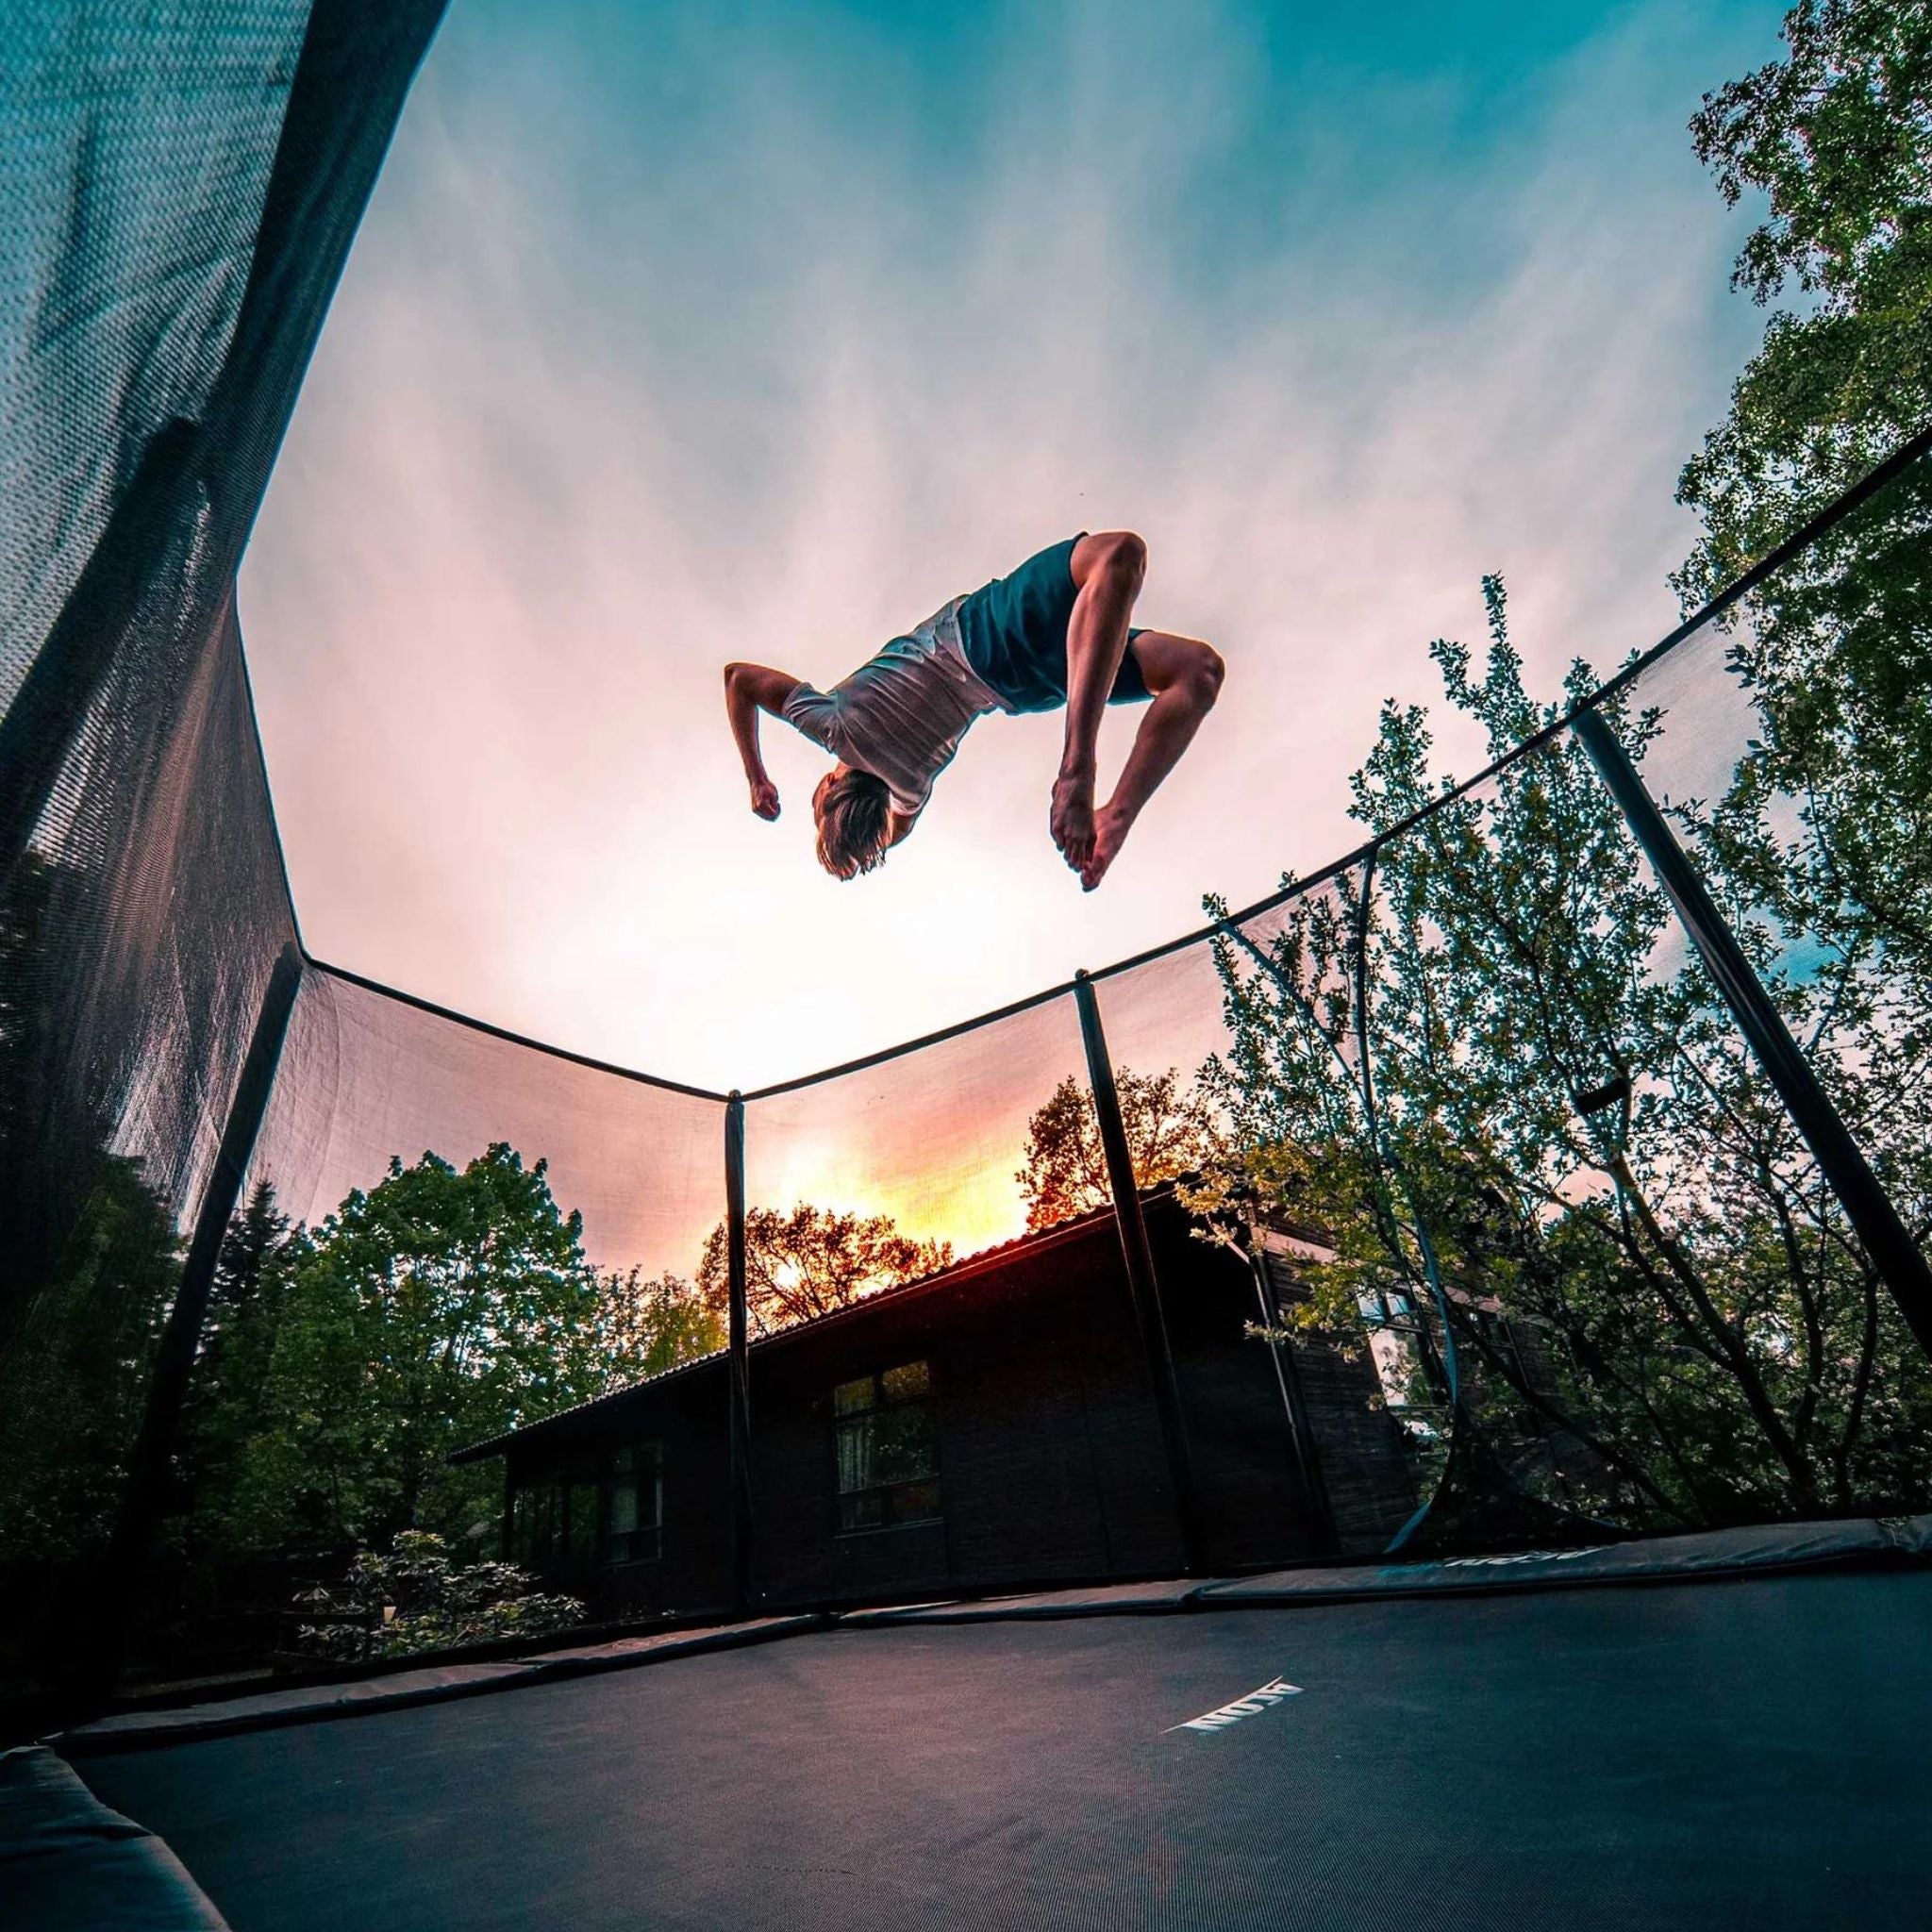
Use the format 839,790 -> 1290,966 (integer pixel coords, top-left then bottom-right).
1168,1677 -> 1303,1735
1439,1545 -> 1610,1570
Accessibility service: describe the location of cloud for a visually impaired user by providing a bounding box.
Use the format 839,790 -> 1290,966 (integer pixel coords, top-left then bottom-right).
242,0 -> 1767,1117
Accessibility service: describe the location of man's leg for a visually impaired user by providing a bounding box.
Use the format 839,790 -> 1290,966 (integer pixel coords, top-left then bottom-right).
1080,628 -> 1224,891
1053,530 -> 1147,870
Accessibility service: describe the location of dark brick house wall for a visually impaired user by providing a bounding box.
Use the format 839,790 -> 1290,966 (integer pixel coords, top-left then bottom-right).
1255,1241 -> 1421,1555
505,1362 -> 737,1616
1146,1210 -> 1330,1568
466,1195 -> 1421,1612
749,1211 -> 1188,1607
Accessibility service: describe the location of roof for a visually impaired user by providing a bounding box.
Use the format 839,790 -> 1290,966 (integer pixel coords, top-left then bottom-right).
448,1196 -> 1135,1464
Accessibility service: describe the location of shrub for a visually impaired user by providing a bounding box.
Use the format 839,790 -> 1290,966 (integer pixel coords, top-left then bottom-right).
290,1530 -> 584,1662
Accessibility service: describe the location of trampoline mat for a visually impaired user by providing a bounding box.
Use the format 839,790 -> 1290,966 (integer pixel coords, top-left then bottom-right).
76,1570 -> 1931,1932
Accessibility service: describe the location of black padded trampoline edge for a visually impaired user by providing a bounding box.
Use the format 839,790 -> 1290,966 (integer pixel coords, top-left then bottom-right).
1192,1546 -> 1926,1612
52,1614 -> 830,1757
832,1549 -> 1926,1626
1,1746 -> 232,1930
838,1517 -> 1932,1624
51,1518 -> 1930,1753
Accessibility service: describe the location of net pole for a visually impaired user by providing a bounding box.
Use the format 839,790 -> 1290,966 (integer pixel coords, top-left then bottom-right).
1574,707 -> 1932,1361
76,941 -> 305,1705
1246,1248 -> 1340,1556
724,1092 -> 754,1613
1074,973 -> 1202,1574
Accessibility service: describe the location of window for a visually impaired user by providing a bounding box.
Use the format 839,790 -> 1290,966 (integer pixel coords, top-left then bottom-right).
1358,1288 -> 1448,1441
508,1454 -> 619,1572
509,1479 -> 558,1571
834,1360 -> 941,1533
509,1464 -> 597,1571
608,1441 -> 663,1563
564,1474 -> 599,1567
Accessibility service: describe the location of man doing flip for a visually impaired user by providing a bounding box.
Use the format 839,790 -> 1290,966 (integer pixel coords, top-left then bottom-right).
724,531 -> 1223,891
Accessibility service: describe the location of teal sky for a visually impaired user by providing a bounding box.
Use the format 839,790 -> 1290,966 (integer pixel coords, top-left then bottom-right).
244,0 -> 1789,1091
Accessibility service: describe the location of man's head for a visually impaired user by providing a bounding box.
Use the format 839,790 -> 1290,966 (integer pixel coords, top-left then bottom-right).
811,763 -> 892,879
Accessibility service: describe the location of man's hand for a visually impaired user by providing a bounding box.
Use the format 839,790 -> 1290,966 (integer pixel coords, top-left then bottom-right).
725,661 -> 804,825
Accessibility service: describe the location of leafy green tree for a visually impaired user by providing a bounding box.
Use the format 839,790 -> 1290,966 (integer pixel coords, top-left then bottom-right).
698,1205 -> 950,1336
186,1155 -> 719,1564
1015,1065 -> 1224,1232
0,1154 -> 180,1563
1683,0 -> 1929,506
1665,0 -> 1932,1518
592,1266 -> 724,1380
205,1145 -> 656,1553
0,852 -> 184,1568
1696,2 -> 1927,283
1678,0 -> 1932,986
1198,581 -> 1932,1536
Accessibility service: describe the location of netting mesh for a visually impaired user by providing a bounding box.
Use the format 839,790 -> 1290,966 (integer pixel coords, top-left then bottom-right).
0,3 -> 442,1713
0,7 -> 308,717
2,0 -> 1927,1724
1596,517 -> 1932,1520
743,996 -> 1091,1300
253,968 -> 726,1282
1088,885 -> 1439,1555
0,597 -> 297,1699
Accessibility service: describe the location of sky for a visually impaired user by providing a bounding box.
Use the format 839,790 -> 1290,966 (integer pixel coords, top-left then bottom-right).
242,0 -> 1785,1108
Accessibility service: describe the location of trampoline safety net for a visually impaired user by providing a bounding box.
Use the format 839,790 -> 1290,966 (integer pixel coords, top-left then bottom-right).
3,4 -> 1930,1729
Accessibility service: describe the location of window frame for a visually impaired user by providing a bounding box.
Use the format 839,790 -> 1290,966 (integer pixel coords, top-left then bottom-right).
508,1457 -> 600,1574
831,1359 -> 942,1538
606,1439 -> 665,1567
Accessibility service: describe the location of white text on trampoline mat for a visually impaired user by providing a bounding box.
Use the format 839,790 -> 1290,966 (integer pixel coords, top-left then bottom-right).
1168,1677 -> 1304,1734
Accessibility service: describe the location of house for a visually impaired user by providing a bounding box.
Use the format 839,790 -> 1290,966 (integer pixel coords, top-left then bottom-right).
450,1191 -> 1419,1616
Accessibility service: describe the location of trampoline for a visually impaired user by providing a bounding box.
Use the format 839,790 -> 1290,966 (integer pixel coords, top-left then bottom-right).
8,9 -> 1932,1930
25,1528 -> 1932,1931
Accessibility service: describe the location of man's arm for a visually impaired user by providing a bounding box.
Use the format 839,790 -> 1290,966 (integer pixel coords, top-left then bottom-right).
724,661 -> 803,820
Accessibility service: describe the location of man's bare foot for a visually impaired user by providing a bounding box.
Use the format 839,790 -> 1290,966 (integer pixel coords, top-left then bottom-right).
1050,769 -> 1095,867
1079,802 -> 1133,891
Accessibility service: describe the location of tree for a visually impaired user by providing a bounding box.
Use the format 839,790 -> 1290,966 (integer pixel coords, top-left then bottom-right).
1015,1066 -> 1224,1231
205,1145 -> 642,1553
0,1152 -> 180,1563
184,1152 -> 721,1563
1197,580 -> 1932,1537
1691,1 -> 1931,308
0,852 -> 185,1568
1667,2 -> 1932,1515
177,1180 -> 295,1552
1681,0 -> 1931,553
697,1205 -> 950,1337
188,1182 -> 294,1430
591,1267 -> 724,1383
1677,0 -> 1932,990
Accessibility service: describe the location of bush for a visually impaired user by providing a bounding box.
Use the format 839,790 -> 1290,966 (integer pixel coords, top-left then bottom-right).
290,1530 -> 585,1663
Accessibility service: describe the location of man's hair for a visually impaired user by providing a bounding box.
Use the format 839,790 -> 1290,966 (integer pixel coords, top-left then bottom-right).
814,768 -> 892,880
